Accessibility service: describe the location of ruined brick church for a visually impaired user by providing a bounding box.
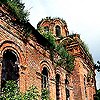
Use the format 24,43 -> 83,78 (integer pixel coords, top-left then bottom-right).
0,4 -> 96,100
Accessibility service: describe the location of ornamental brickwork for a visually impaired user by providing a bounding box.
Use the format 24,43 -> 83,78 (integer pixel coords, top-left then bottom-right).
0,5 -> 96,100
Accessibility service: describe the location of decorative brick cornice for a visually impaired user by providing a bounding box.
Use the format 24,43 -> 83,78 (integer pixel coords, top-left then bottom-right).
66,34 -> 94,70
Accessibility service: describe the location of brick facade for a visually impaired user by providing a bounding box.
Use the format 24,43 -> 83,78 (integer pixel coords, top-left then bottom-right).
0,5 -> 96,100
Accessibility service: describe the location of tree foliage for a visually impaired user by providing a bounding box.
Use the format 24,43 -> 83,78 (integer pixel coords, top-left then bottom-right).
94,61 -> 100,72
94,89 -> 100,100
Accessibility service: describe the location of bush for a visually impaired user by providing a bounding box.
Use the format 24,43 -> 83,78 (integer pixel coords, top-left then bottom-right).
0,80 -> 39,100
0,80 -> 21,100
41,88 -> 50,100
0,80 -> 52,100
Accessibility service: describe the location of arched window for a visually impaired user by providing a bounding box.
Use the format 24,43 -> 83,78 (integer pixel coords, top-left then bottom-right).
56,74 -> 60,100
42,67 -> 48,89
65,78 -> 70,100
1,50 -> 19,88
55,25 -> 61,37
44,26 -> 49,33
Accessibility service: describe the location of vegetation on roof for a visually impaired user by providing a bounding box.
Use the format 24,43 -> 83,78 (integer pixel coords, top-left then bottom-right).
37,17 -> 67,28
38,27 -> 74,72
55,44 -> 74,71
81,41 -> 94,63
68,33 -> 94,64
0,0 -> 29,23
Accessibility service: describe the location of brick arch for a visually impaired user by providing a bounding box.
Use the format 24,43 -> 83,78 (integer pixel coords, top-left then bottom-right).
53,18 -> 66,26
39,20 -> 50,27
0,40 -> 25,66
40,60 -> 55,77
56,67 -> 63,79
52,19 -> 68,37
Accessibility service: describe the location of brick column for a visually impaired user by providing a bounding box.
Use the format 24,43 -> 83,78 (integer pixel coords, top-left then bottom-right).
19,65 -> 27,92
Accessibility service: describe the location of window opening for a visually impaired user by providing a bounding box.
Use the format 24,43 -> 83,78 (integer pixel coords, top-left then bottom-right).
56,74 -> 60,100
65,78 -> 70,100
42,67 -> 48,89
84,76 -> 87,99
44,26 -> 49,32
1,50 -> 19,89
55,25 -> 61,37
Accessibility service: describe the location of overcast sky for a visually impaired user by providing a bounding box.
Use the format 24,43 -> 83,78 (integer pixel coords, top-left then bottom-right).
22,0 -> 100,89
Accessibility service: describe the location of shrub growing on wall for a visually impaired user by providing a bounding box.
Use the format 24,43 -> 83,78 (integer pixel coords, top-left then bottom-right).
0,0 -> 29,23
41,88 -> 50,100
0,80 -> 52,100
38,27 -> 74,72
0,81 -> 39,100
0,81 -> 21,100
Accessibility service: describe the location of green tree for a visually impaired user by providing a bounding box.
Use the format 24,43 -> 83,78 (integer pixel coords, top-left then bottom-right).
94,89 -> 100,100
94,61 -> 100,72
94,61 -> 100,100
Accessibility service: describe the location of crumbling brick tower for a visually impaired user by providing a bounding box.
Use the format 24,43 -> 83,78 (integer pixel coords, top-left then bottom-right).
37,17 -> 96,100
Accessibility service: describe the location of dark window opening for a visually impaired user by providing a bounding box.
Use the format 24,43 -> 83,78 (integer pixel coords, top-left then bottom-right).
42,67 -> 48,89
1,50 -> 19,89
84,76 -> 87,98
65,78 -> 69,84
44,26 -> 49,32
56,74 -> 60,100
66,88 -> 70,100
56,25 -> 61,37
65,78 -> 70,100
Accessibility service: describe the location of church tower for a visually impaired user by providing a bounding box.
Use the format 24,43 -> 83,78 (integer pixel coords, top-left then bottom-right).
37,17 -> 69,37
37,17 -> 96,100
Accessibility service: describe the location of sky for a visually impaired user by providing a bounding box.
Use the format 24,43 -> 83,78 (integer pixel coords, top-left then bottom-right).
22,0 -> 100,89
